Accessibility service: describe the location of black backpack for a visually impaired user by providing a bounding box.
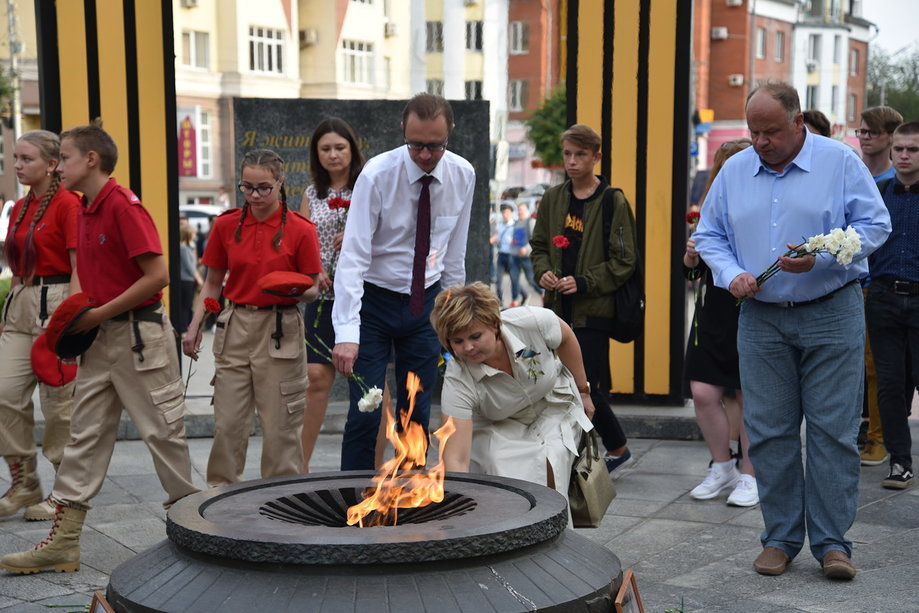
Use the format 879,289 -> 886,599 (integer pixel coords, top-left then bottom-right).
601,188 -> 645,343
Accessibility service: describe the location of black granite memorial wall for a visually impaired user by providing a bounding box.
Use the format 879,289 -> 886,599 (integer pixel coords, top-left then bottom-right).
232,98 -> 490,283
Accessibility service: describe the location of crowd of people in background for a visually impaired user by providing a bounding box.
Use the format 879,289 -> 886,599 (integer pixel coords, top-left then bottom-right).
0,84 -> 915,584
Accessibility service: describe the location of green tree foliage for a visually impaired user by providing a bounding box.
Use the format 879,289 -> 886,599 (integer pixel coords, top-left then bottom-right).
525,85 -> 567,169
867,47 -> 919,120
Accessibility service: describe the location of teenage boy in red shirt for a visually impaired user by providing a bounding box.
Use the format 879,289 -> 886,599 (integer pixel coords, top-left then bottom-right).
0,124 -> 198,575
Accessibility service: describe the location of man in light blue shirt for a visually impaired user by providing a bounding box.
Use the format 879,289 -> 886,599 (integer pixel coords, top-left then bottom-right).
694,81 -> 891,581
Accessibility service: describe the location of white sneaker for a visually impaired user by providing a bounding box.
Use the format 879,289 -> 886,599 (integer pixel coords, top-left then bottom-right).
727,475 -> 759,507
690,464 -> 740,500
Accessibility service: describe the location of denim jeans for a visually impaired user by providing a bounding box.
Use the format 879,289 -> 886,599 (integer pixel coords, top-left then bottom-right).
339,282 -> 441,470
737,282 -> 864,561
865,284 -> 919,469
495,252 -> 517,304
510,255 -> 543,302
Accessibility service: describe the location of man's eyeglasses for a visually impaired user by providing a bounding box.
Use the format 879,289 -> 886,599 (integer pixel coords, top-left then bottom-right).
404,141 -> 448,153
238,180 -> 280,196
854,129 -> 882,139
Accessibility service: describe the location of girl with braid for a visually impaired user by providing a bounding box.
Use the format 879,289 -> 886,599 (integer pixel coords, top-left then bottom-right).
183,149 -> 322,486
0,130 -> 80,522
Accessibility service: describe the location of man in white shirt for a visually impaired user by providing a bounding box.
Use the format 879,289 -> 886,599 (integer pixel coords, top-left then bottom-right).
332,93 -> 476,470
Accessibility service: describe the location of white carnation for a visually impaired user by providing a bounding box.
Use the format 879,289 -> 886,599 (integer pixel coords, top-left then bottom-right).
357,386 -> 384,413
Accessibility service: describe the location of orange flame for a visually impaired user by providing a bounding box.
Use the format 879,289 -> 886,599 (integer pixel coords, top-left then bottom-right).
346,372 -> 456,527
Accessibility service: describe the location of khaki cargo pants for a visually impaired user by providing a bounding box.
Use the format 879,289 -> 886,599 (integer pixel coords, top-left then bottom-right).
0,282 -> 73,466
206,304 -> 306,486
52,308 -> 197,509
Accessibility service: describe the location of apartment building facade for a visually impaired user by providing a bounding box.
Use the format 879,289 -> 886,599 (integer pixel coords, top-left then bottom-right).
694,0 -> 873,169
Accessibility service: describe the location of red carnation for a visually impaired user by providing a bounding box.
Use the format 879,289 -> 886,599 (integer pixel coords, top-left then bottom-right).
204,297 -> 222,314
552,235 -> 570,249
328,197 -> 351,210
685,211 -> 701,225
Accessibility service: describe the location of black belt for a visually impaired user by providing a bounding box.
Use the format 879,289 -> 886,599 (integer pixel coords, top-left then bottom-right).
768,281 -> 856,308
365,281 -> 441,301
873,277 -> 919,296
23,274 -> 71,286
112,300 -> 164,323
230,302 -> 299,311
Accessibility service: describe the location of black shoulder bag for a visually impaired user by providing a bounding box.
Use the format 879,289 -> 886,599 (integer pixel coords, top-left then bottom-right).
601,188 -> 645,343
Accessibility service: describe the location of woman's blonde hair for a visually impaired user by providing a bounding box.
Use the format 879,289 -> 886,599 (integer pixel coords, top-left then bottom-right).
431,282 -> 502,356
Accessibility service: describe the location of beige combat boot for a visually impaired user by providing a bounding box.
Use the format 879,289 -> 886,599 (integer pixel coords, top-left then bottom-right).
0,505 -> 86,574
24,462 -> 60,521
0,457 -> 43,519
24,496 -> 58,521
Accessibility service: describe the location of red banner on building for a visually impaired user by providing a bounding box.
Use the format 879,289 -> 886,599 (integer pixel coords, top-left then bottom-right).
178,115 -> 197,177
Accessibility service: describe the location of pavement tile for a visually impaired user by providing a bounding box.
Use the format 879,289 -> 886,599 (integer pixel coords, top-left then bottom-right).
1,421 -> 918,612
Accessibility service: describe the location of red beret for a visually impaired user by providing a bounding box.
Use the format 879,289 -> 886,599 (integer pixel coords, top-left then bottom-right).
44,292 -> 100,359
31,334 -> 78,386
258,271 -> 314,297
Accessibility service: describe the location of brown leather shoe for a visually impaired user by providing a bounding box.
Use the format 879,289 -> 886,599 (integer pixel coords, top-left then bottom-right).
822,550 -> 856,580
753,547 -> 790,576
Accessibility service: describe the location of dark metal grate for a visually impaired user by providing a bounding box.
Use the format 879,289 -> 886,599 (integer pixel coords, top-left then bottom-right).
258,488 -> 477,527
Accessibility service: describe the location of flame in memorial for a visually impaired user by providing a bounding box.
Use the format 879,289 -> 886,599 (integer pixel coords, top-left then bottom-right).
346,372 -> 455,527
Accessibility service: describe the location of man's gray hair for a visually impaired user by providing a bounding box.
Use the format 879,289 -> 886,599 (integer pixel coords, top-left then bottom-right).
747,80 -> 801,123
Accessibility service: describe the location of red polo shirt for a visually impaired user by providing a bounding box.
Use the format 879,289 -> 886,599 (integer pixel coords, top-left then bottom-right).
77,178 -> 163,307
202,206 -> 321,306
8,189 -> 80,276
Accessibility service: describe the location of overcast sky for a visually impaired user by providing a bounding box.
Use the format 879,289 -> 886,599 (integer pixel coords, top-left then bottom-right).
862,0 -> 919,54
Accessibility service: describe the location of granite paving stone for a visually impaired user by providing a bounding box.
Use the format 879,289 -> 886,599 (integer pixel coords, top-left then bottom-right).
0,415 -> 916,612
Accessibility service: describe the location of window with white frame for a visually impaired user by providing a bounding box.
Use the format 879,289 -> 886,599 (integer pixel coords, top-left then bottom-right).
755,27 -> 766,59
426,21 -> 444,52
466,21 -> 483,52
426,79 -> 444,96
831,85 -> 838,114
833,35 -> 841,63
341,40 -> 374,85
249,27 -> 284,74
198,110 -> 212,178
182,31 -> 209,69
510,21 -> 528,54
807,34 -> 821,62
383,56 -> 391,90
848,93 -> 857,121
806,85 -> 818,110
850,48 -> 859,75
509,80 -> 528,112
464,80 -> 483,101
775,31 -> 785,62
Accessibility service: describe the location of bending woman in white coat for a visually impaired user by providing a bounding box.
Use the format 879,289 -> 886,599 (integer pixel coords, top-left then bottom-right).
431,282 -> 595,498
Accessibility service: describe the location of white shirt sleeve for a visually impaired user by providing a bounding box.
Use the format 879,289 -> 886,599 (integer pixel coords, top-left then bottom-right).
331,172 -> 381,344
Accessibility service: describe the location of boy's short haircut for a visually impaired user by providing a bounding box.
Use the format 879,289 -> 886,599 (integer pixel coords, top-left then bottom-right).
893,120 -> 919,137
60,124 -> 119,174
861,106 -> 904,135
560,124 -> 601,153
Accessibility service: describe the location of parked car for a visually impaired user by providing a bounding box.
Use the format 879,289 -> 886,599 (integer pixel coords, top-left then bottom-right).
180,204 -> 224,236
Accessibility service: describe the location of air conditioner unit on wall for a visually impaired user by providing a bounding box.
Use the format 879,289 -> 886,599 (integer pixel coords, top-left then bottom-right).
728,74 -> 745,86
384,22 -> 397,37
299,29 -> 318,48
711,27 -> 729,40
726,0 -> 743,7
180,0 -> 198,8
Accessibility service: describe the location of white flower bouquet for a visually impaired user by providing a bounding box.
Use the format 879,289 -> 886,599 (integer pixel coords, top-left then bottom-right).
740,225 -> 862,303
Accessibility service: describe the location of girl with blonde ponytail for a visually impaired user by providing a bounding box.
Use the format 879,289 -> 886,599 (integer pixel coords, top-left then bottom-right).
183,148 -> 322,485
0,130 -> 81,522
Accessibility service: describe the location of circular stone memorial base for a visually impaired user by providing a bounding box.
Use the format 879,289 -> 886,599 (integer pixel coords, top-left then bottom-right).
107,472 -> 621,612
